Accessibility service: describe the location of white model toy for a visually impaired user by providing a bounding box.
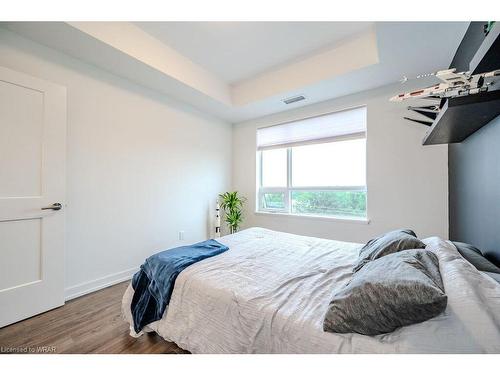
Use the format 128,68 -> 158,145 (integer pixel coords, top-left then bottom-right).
215,200 -> 221,238
390,68 -> 500,102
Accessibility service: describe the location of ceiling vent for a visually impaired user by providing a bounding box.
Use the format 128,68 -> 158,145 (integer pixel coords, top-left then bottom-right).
283,95 -> 306,105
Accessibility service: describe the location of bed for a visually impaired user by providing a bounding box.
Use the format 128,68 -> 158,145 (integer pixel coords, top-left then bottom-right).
122,227 -> 500,353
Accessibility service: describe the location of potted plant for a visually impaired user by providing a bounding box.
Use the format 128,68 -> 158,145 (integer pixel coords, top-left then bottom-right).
219,191 -> 246,234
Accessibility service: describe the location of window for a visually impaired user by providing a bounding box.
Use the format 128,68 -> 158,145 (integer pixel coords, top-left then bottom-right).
257,106 -> 367,219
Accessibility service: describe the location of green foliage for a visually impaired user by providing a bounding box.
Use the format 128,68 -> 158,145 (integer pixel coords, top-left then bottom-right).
262,193 -> 285,209
219,191 -> 247,233
292,191 -> 366,218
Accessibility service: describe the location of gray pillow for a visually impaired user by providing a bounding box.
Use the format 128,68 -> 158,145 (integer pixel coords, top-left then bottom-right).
452,241 -> 500,274
324,249 -> 447,336
353,229 -> 426,272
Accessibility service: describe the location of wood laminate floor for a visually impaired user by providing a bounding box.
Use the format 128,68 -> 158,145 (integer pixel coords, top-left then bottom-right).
0,282 -> 188,354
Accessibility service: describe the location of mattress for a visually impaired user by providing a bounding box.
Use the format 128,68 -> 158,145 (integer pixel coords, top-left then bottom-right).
122,227 -> 500,353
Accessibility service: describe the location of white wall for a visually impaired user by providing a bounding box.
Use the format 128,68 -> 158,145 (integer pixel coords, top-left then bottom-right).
233,83 -> 448,243
0,28 -> 232,299
0,26 -> 449,301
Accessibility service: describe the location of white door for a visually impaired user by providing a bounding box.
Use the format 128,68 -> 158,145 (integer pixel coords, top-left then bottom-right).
0,66 -> 66,328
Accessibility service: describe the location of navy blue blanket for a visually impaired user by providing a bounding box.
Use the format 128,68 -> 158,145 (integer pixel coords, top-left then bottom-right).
131,239 -> 229,333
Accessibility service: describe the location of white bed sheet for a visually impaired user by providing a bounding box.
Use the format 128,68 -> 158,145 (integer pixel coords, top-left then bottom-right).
122,227 -> 500,353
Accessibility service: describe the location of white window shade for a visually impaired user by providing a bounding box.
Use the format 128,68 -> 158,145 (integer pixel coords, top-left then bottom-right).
257,106 -> 366,150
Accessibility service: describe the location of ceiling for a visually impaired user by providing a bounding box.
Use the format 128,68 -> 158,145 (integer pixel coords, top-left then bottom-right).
2,22 -> 470,123
135,22 -> 374,84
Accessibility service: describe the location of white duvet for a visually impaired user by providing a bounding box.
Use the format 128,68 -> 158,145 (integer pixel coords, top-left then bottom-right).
122,227 -> 500,353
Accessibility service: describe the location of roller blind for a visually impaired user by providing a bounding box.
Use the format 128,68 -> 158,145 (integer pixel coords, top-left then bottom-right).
257,106 -> 366,150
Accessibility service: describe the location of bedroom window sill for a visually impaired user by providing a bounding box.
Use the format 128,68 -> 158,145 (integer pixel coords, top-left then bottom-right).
254,211 -> 370,224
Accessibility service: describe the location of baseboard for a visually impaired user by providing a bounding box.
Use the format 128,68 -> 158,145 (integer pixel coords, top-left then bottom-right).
64,267 -> 138,301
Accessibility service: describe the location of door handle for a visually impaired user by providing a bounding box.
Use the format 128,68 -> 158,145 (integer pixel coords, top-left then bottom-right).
41,203 -> 63,211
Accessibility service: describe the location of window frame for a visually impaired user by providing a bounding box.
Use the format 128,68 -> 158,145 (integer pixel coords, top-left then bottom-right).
257,135 -> 367,218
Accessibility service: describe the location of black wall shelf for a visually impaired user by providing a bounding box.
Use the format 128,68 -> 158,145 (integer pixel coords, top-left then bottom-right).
470,23 -> 500,74
422,89 -> 500,145
421,22 -> 500,146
